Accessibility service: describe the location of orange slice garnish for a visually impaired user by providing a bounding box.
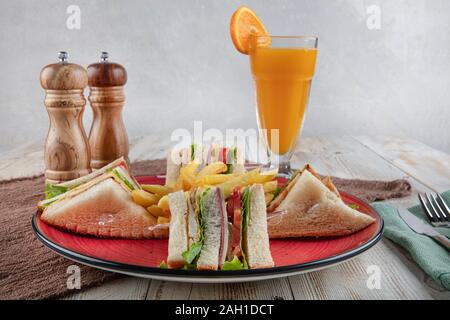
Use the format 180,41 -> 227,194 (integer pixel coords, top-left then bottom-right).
230,6 -> 269,54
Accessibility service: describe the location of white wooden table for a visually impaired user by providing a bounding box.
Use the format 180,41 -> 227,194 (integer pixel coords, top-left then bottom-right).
2,135 -> 449,300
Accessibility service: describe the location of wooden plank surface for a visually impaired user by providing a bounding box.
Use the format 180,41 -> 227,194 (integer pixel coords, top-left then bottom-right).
189,279 -> 293,300
146,280 -> 192,300
65,278 -> 150,300
146,279 -> 293,300
356,136 -> 450,192
2,135 -> 449,300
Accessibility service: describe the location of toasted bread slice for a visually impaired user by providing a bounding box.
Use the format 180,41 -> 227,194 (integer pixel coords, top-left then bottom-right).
245,184 -> 274,268
165,149 -> 182,188
167,191 -> 189,268
40,178 -> 165,239
268,170 -> 375,238
196,188 -> 223,271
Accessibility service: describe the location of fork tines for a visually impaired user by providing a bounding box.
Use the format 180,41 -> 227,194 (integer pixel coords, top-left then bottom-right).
418,193 -> 450,227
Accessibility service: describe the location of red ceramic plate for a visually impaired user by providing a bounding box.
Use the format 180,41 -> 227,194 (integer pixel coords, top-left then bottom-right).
32,175 -> 383,283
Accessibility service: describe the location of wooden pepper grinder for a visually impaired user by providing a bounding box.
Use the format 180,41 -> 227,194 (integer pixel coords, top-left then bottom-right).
40,51 -> 91,183
87,52 -> 130,169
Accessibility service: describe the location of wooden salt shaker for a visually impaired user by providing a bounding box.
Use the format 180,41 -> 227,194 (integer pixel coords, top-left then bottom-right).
40,51 -> 91,184
87,52 -> 129,169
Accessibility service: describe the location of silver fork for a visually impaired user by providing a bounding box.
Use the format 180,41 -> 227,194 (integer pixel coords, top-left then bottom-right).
418,193 -> 450,228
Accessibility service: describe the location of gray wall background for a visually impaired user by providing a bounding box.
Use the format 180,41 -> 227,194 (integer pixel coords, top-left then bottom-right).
1,0 -> 449,153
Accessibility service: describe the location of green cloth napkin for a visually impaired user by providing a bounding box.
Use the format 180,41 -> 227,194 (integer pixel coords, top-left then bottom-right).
372,190 -> 450,290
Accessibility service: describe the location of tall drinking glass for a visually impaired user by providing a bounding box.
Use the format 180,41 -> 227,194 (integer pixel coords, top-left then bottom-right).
249,35 -> 318,177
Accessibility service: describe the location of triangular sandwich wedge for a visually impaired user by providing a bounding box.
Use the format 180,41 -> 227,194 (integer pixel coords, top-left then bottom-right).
38,158 -> 168,239
267,166 -> 375,238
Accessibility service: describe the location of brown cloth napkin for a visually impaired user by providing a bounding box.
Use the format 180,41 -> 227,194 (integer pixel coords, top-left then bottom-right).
328,176 -> 412,203
0,159 -> 411,300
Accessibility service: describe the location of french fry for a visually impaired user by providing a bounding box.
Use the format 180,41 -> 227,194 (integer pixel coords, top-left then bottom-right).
158,195 -> 170,211
265,193 -> 275,205
263,181 -> 278,193
172,178 -> 183,191
196,162 -> 228,179
217,168 -> 280,198
141,184 -> 171,196
147,205 -> 170,217
157,216 -> 171,224
195,174 -> 237,186
218,168 -> 261,198
131,190 -> 159,207
179,162 -> 199,189
147,213 -> 157,224
252,169 -> 278,184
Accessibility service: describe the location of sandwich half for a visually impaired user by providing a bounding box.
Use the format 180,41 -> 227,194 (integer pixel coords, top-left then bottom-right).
167,187 -> 228,270
267,165 -> 375,238
38,158 -> 167,239
225,184 -> 274,269
167,185 -> 274,270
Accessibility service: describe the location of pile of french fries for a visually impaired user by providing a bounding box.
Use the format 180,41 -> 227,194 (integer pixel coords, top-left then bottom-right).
131,161 -> 279,225
131,185 -> 172,225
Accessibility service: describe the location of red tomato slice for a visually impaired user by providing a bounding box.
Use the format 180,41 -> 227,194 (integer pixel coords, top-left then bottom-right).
230,187 -> 242,257
221,147 -> 228,164
232,187 -> 241,228
226,199 -> 234,219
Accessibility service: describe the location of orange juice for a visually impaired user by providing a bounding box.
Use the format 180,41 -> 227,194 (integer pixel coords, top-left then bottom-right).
250,47 -> 317,154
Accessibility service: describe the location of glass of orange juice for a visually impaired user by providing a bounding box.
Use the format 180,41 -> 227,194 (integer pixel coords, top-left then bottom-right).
249,35 -> 318,177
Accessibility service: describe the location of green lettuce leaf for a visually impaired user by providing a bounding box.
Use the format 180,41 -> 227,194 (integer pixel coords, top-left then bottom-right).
240,187 -> 250,269
41,198 -> 59,208
112,169 -> 135,191
348,204 -> 359,210
181,188 -> 209,266
222,255 -> 245,271
224,147 -> 237,174
182,263 -> 197,270
272,187 -> 283,198
159,261 -> 168,269
45,184 -> 69,200
273,170 -> 300,198
225,164 -> 233,174
191,143 -> 197,161
182,241 -> 202,264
